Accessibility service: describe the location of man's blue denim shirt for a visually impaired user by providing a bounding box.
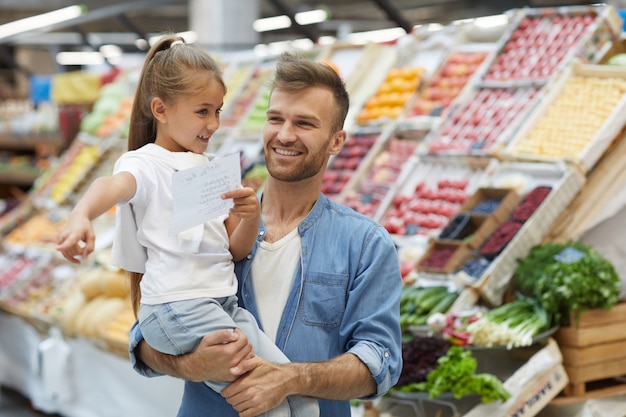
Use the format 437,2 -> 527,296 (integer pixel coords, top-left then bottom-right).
128,193 -> 403,417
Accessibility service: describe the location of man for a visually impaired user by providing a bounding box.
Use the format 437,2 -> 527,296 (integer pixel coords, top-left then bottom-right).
129,53 -> 403,417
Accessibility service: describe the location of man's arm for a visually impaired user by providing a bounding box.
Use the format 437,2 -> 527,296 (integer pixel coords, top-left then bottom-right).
291,352 -> 376,399
136,328 -> 257,382
222,353 -> 374,417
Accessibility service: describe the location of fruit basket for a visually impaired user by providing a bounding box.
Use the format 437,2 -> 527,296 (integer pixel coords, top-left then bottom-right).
503,61 -> 626,173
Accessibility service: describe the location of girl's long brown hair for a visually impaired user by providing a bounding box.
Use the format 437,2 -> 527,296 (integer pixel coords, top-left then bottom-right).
126,35 -> 226,317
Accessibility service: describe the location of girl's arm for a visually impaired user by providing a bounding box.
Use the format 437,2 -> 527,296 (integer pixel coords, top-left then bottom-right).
57,172 -> 136,263
222,187 -> 260,261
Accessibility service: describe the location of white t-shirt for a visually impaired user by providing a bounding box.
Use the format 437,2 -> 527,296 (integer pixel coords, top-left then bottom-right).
251,227 -> 300,342
110,143 -> 237,305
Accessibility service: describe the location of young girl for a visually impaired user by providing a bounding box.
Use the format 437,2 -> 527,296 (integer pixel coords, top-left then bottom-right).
56,36 -> 318,417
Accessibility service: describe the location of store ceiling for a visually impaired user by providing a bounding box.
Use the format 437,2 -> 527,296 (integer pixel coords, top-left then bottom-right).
0,0 -> 601,47
0,0 -> 601,74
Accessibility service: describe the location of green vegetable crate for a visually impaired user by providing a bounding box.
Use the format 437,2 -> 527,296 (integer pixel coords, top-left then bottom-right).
554,301 -> 626,398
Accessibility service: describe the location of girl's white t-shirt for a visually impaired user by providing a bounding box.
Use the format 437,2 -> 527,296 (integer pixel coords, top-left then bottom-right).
251,227 -> 300,342
110,144 -> 237,305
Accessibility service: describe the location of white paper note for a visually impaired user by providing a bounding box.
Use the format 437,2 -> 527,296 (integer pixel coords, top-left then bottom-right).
170,152 -> 241,235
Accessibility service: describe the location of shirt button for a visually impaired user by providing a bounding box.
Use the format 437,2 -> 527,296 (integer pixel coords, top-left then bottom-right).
246,254 -> 252,259
259,231 -> 265,236
384,352 -> 390,358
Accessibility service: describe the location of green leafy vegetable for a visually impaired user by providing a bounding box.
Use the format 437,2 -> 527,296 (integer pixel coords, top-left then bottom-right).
535,248 -> 621,325
513,241 -> 588,295
514,242 -> 621,326
396,346 -> 511,404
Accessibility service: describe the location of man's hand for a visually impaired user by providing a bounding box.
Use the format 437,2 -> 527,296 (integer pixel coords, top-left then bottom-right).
138,328 -> 257,382
221,358 -> 299,417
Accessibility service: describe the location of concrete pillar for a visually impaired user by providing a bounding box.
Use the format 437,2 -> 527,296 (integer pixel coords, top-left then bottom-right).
189,0 -> 260,51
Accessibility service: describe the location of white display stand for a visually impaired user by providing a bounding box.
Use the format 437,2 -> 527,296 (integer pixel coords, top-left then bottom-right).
0,311 -> 184,417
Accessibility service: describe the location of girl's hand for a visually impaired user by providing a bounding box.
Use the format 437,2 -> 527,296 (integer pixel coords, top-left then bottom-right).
56,215 -> 96,264
222,187 -> 260,220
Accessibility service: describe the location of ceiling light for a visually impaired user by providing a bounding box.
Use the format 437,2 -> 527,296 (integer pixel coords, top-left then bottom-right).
56,51 -> 104,66
253,9 -> 329,33
0,5 -> 86,40
346,27 -> 406,45
253,15 -> 292,32
99,44 -> 123,65
294,9 -> 329,26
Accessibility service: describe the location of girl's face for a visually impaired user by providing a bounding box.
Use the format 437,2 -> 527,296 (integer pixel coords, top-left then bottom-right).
153,76 -> 225,154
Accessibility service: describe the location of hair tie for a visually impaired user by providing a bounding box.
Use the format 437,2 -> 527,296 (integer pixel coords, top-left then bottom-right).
171,40 -> 184,48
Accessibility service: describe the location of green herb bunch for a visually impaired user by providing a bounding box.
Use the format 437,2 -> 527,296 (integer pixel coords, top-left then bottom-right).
514,242 -> 621,326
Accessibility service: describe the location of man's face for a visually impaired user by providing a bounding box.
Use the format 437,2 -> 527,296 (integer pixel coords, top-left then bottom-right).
263,86 -> 345,183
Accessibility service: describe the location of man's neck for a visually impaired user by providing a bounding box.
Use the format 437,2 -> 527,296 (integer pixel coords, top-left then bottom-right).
261,180 -> 319,243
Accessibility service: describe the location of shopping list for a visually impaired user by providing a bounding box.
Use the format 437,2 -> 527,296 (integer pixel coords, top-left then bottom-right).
170,152 -> 241,235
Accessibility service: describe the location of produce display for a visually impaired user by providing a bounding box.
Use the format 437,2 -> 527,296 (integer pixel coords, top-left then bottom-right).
426,86 -> 540,154
355,66 -> 425,124
221,66 -> 273,128
407,50 -> 489,117
48,143 -> 103,204
79,81 -> 132,139
399,285 -> 459,329
342,134 -> 417,218
468,199 -> 501,215
1,8 -> 625,409
0,253 -> 40,297
3,213 -> 64,250
446,215 -> 498,251
321,130 -> 380,198
382,178 -> 471,236
222,61 -> 255,115
459,256 -> 491,279
513,242 -> 621,325
509,185 -> 552,222
240,86 -> 271,132
478,220 -> 523,259
396,335 -> 451,387
481,12 -> 599,82
506,72 -> 626,162
463,297 -> 551,348
2,259 -> 57,315
458,187 -> 520,223
394,345 -> 511,404
438,213 -> 471,240
416,241 -> 468,273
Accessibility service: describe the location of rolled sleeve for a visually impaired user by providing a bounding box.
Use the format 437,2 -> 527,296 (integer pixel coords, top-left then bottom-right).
128,320 -> 164,378
349,340 -> 394,398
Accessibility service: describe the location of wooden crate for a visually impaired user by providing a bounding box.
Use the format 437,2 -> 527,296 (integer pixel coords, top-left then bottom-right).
415,240 -> 468,274
458,187 -> 520,223
554,302 -> 626,397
